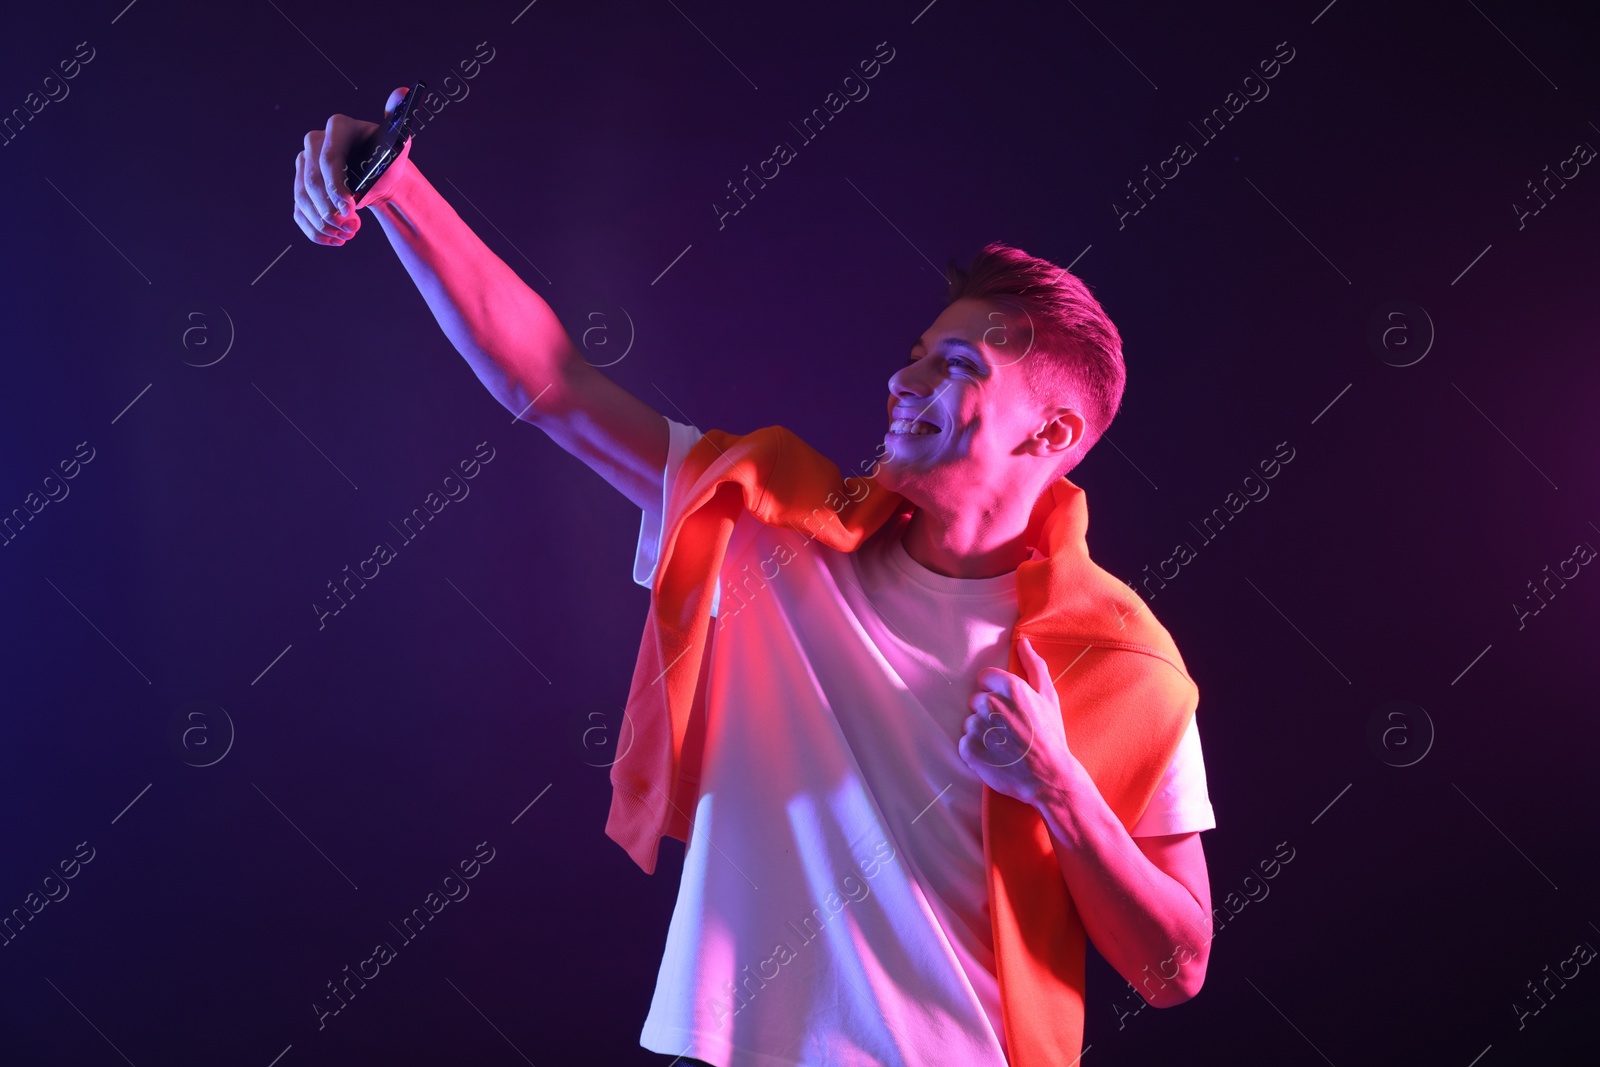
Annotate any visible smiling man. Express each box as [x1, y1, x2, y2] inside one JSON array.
[[295, 96, 1216, 1066]]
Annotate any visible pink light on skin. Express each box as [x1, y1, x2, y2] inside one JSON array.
[[878, 298, 1215, 1011], [875, 297, 1085, 582]]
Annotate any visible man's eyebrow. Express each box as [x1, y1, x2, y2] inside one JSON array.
[[939, 338, 987, 366], [908, 336, 984, 358]]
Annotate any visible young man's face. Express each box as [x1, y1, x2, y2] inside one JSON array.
[[876, 297, 1085, 512]]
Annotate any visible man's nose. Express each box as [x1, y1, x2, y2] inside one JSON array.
[[888, 360, 932, 397]]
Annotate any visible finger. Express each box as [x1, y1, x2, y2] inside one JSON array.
[[290, 200, 318, 243], [293, 206, 337, 245], [977, 666, 1029, 709], [319, 114, 357, 218], [980, 694, 1029, 741], [973, 664, 1017, 697], [301, 131, 336, 221], [297, 201, 349, 243], [294, 174, 351, 242], [970, 688, 1009, 719], [292, 150, 323, 229], [964, 719, 1001, 764], [298, 149, 355, 239], [293, 202, 344, 245], [383, 85, 411, 120], [1016, 636, 1055, 703]]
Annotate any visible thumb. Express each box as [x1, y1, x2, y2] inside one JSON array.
[[345, 88, 416, 213], [1016, 636, 1055, 703], [383, 84, 412, 121], [337, 88, 409, 198]]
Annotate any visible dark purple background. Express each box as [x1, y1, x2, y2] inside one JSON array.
[[2, 0, 1597, 1064]]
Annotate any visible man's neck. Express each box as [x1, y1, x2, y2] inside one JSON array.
[[899, 498, 1036, 580]]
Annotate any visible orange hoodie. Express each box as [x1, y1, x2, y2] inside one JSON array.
[[607, 425, 1199, 1066]]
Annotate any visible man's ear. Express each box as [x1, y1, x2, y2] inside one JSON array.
[[1029, 408, 1085, 457]]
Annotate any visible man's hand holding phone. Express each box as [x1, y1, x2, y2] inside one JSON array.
[[292, 86, 417, 246]]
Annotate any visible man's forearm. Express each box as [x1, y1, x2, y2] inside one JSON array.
[[367, 160, 575, 418], [1033, 759, 1211, 1006]]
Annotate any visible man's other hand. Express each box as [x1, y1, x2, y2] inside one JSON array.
[[959, 635, 1073, 804]]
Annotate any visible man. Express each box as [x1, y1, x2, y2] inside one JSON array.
[[294, 89, 1215, 1066]]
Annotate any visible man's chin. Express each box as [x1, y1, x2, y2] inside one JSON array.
[[872, 448, 932, 494]]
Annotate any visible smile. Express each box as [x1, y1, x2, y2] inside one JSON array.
[[889, 418, 940, 435]]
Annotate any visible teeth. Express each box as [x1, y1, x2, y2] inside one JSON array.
[[890, 418, 938, 435]]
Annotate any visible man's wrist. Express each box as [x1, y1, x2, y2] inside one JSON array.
[[1030, 753, 1095, 844], [357, 139, 418, 214]]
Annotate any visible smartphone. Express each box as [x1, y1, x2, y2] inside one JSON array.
[[345, 81, 426, 202]]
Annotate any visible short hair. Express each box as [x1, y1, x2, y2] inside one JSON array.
[[944, 242, 1126, 470]]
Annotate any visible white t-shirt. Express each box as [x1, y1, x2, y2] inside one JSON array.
[[630, 418, 1214, 1067]]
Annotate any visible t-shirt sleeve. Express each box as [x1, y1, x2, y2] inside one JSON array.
[[1129, 713, 1216, 836], [632, 416, 722, 615]]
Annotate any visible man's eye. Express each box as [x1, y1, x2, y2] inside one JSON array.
[[905, 354, 971, 370]]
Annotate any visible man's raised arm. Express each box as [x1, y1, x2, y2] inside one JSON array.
[[290, 88, 669, 520]]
